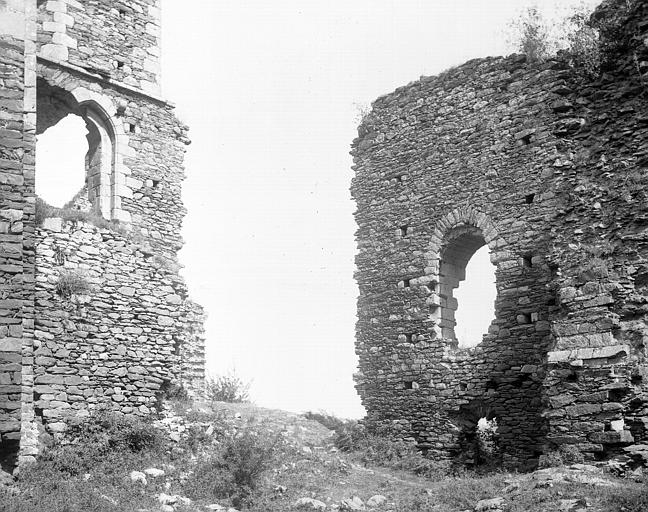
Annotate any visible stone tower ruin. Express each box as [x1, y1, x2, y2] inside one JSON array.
[[0, 0, 205, 470], [351, 0, 648, 470]]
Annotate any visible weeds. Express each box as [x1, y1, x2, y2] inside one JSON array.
[[205, 371, 251, 403], [182, 424, 284, 508], [506, 4, 600, 76], [56, 269, 92, 298], [35, 196, 129, 236]]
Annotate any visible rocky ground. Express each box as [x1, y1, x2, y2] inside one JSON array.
[[1, 401, 647, 512]]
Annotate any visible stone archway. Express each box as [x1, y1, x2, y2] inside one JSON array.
[[423, 206, 506, 349], [36, 79, 117, 219]]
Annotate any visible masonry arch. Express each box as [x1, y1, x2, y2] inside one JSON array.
[[37, 78, 117, 219], [425, 206, 504, 349]]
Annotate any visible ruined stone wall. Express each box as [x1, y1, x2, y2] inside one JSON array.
[[0, 0, 206, 469], [37, 0, 162, 96], [33, 219, 205, 432], [352, 0, 648, 470]]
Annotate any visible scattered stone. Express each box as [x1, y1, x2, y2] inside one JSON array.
[[145, 468, 165, 477], [129, 471, 147, 485], [502, 482, 520, 493], [367, 495, 387, 507], [558, 498, 588, 511], [158, 493, 178, 505], [474, 497, 504, 512], [340, 496, 365, 511], [100, 494, 118, 505], [295, 497, 327, 510]]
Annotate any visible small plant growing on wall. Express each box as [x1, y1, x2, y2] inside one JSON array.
[[506, 4, 601, 76], [56, 269, 92, 298]]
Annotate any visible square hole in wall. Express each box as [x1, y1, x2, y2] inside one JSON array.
[[116, 61, 125, 69], [525, 193, 536, 204], [400, 225, 409, 237], [129, 123, 136, 133], [522, 255, 533, 268], [517, 313, 532, 325], [404, 380, 419, 390], [402, 278, 411, 288], [151, 179, 160, 188], [405, 333, 415, 343]]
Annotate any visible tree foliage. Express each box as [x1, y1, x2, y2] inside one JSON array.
[[507, 4, 601, 76]]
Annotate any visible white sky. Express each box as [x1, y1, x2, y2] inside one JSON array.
[[37, 0, 600, 419]]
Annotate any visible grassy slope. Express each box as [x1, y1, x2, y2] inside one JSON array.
[[1, 401, 646, 512]]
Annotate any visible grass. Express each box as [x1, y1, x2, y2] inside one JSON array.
[[1, 403, 646, 512], [35, 196, 129, 236], [55, 269, 92, 298]]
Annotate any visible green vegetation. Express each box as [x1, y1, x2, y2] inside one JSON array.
[[55, 269, 92, 298], [507, 4, 600, 76], [205, 371, 251, 404], [1, 403, 647, 512], [35, 196, 129, 235]]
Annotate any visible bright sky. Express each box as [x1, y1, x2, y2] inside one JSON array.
[[37, 0, 600, 419]]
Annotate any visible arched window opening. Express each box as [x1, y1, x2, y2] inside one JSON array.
[[36, 114, 87, 208], [437, 226, 496, 349], [36, 79, 116, 219], [454, 245, 497, 348]]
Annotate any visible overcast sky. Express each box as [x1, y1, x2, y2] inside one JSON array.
[[38, 0, 601, 419]]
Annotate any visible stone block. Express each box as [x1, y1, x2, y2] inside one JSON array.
[[590, 431, 634, 444], [40, 43, 69, 61]]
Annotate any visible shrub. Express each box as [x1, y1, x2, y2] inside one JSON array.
[[205, 371, 251, 403], [56, 269, 92, 298], [509, 6, 554, 62], [35, 196, 56, 226], [507, 4, 600, 75], [563, 7, 601, 77], [331, 420, 450, 478], [183, 425, 282, 508], [26, 411, 165, 477], [539, 443, 585, 468]]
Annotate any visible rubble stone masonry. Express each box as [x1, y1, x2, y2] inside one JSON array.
[[0, 0, 205, 470], [351, 0, 648, 470]]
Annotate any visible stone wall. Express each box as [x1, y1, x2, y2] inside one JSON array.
[[37, 0, 162, 96], [351, 0, 648, 470], [33, 218, 205, 432], [0, 0, 38, 471], [0, 0, 206, 470]]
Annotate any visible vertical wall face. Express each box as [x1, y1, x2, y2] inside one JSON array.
[[0, 0, 37, 469], [29, 0, 205, 436], [352, 0, 648, 470], [37, 0, 162, 96], [0, 0, 204, 468], [351, 56, 567, 469]]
